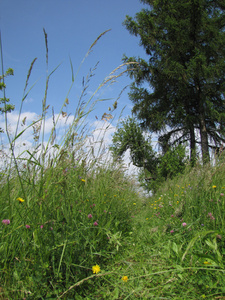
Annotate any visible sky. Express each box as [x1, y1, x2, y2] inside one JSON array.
[[0, 0, 148, 116], [0, 0, 151, 174]]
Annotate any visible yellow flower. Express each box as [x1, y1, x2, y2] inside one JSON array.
[[204, 261, 211, 265], [92, 265, 100, 274], [146, 218, 149, 220], [212, 185, 216, 188], [133, 203, 136, 205], [17, 197, 25, 203], [122, 276, 128, 282], [81, 179, 86, 182]]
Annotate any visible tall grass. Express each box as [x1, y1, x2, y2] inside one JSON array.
[[0, 30, 140, 299], [0, 30, 225, 299]]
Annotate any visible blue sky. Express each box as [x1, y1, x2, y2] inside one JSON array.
[[0, 0, 151, 172], [0, 0, 148, 121]]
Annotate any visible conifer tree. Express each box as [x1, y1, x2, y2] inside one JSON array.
[[123, 0, 225, 163]]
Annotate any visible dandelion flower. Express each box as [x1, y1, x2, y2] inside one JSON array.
[[92, 264, 100, 274], [81, 179, 86, 182], [17, 197, 25, 203], [122, 276, 128, 282], [212, 185, 216, 188]]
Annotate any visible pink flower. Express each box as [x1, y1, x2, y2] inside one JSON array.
[[25, 225, 30, 229], [220, 193, 224, 196], [171, 214, 174, 217], [93, 221, 98, 226], [182, 222, 187, 227], [92, 203, 96, 207], [170, 230, 174, 233], [2, 219, 10, 225], [50, 227, 53, 230], [40, 225, 44, 229], [208, 212, 212, 217], [88, 214, 93, 219]]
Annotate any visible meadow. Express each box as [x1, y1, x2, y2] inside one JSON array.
[[0, 33, 225, 299]]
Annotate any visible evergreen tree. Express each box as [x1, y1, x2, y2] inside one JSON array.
[[123, 0, 225, 163]]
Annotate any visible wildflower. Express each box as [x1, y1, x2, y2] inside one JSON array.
[[104, 210, 107, 213], [2, 219, 10, 225], [88, 214, 93, 219], [40, 225, 44, 229], [220, 193, 224, 196], [170, 230, 174, 233], [81, 179, 86, 182], [92, 265, 100, 274], [182, 222, 187, 227], [208, 212, 212, 217], [212, 185, 216, 188], [93, 221, 98, 226], [122, 276, 128, 282], [92, 203, 96, 207], [171, 214, 174, 217], [25, 225, 30, 229], [146, 218, 149, 220], [204, 261, 211, 265], [50, 227, 53, 230], [133, 203, 136, 205], [17, 197, 25, 203], [201, 224, 204, 226]]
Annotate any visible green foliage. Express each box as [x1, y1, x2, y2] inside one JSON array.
[[111, 116, 188, 193], [158, 144, 187, 179], [111, 116, 157, 172], [0, 68, 15, 132]]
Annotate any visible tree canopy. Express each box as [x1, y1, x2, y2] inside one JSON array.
[[122, 0, 225, 164]]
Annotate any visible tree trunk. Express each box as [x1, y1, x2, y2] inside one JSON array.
[[189, 124, 196, 166], [199, 109, 210, 164]]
